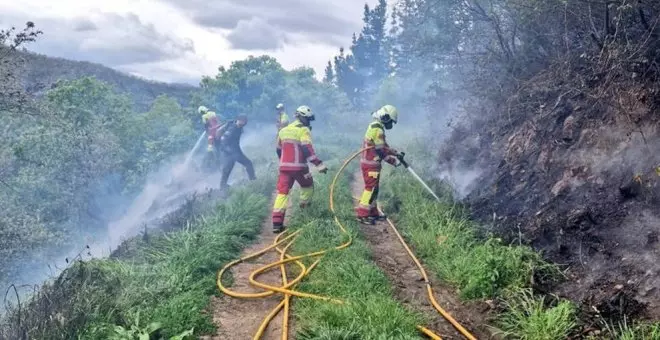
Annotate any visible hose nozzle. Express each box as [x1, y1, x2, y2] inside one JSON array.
[[396, 152, 409, 168]]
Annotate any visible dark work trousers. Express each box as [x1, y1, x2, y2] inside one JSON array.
[[220, 148, 256, 189]]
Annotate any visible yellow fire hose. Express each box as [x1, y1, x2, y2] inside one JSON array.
[[215, 147, 477, 340]]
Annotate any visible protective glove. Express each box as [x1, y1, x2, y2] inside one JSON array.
[[207, 144, 214, 152], [395, 152, 408, 168], [317, 164, 328, 174]]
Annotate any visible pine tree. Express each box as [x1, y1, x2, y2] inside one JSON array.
[[323, 60, 335, 84]]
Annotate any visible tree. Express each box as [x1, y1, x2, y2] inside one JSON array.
[[330, 0, 390, 108], [193, 56, 287, 125], [0, 22, 42, 113], [323, 60, 335, 84]]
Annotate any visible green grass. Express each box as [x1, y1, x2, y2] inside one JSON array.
[[285, 161, 425, 339], [593, 318, 660, 340], [376, 141, 577, 339], [2, 177, 273, 340], [494, 289, 577, 340], [380, 168, 556, 300]]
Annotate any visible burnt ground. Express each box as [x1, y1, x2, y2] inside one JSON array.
[[437, 77, 660, 326], [203, 196, 295, 340], [351, 173, 493, 339]]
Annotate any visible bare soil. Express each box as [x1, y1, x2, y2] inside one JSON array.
[[203, 197, 296, 340], [351, 173, 494, 339], [437, 77, 660, 326]]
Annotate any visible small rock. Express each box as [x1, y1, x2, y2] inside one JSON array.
[[485, 299, 495, 310]]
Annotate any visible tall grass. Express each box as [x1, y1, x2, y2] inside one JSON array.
[[287, 161, 424, 339], [0, 178, 273, 340], [376, 140, 578, 339], [380, 169, 556, 300], [596, 318, 660, 340], [494, 289, 577, 340]]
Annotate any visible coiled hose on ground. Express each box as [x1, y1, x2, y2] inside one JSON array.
[[216, 147, 477, 340]]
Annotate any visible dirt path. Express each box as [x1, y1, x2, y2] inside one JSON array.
[[203, 196, 296, 340], [351, 172, 493, 339]]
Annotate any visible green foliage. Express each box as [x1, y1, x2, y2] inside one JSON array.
[[494, 289, 577, 340], [380, 167, 556, 299], [328, 0, 390, 107], [1, 73, 197, 289], [5, 180, 271, 339], [288, 161, 422, 339], [122, 95, 195, 191], [192, 56, 354, 128], [595, 319, 660, 340]]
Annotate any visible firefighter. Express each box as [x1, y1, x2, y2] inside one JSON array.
[[217, 114, 256, 190], [356, 104, 403, 225], [199, 105, 225, 169], [272, 105, 327, 233], [275, 103, 290, 131]]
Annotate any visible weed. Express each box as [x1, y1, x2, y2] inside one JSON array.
[[493, 289, 577, 340], [1, 177, 273, 340], [380, 169, 558, 300], [288, 161, 423, 339], [596, 317, 660, 340]]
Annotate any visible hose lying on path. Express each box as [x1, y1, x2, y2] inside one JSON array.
[[216, 147, 477, 340]]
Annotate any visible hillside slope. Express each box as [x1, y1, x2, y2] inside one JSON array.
[[439, 67, 660, 322], [16, 51, 196, 110]]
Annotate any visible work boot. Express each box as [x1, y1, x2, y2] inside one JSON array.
[[372, 214, 387, 221], [299, 202, 310, 209], [273, 223, 286, 234], [357, 216, 375, 225]]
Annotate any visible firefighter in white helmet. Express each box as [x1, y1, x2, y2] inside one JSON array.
[[271, 105, 327, 233], [356, 104, 403, 225]]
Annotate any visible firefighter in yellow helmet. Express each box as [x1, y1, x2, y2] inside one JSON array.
[[356, 104, 404, 225], [271, 105, 327, 233]]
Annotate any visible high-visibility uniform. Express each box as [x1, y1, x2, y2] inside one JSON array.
[[274, 111, 290, 145], [357, 121, 398, 218], [202, 111, 222, 151], [277, 111, 290, 130], [272, 119, 323, 227]]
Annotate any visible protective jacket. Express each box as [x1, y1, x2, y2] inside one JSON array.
[[202, 111, 222, 149], [360, 121, 398, 169], [219, 120, 243, 152], [217, 120, 255, 189], [277, 111, 290, 130], [276, 119, 322, 171]]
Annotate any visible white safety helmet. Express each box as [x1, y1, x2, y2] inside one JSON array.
[[373, 104, 398, 129], [295, 105, 314, 120], [198, 105, 209, 115]]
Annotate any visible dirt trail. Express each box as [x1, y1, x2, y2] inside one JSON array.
[[203, 197, 295, 340], [351, 172, 493, 339]]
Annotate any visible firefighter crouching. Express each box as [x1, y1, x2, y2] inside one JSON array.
[[271, 105, 327, 233], [356, 104, 403, 225]]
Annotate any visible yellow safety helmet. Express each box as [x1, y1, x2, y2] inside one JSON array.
[[374, 104, 398, 124]]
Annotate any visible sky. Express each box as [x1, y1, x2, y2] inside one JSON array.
[[0, 0, 383, 85]]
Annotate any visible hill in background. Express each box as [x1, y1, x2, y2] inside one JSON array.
[[16, 50, 197, 110]]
